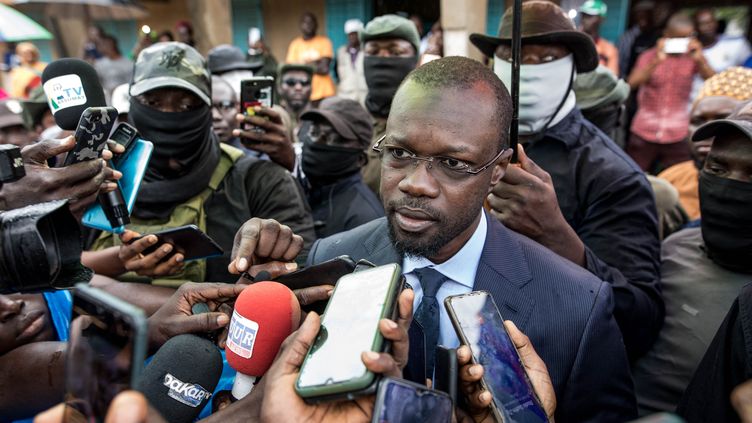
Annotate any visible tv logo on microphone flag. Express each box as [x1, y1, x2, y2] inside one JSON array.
[[42, 74, 87, 113], [227, 310, 259, 359]]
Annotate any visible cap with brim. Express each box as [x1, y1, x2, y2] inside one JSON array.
[[692, 119, 752, 142], [20, 86, 48, 129], [300, 108, 357, 140], [131, 76, 210, 106], [208, 44, 260, 74], [360, 14, 421, 54], [470, 0, 598, 73], [279, 63, 314, 77]]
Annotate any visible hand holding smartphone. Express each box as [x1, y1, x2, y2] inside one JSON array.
[[372, 377, 453, 423], [63, 284, 147, 422], [446, 291, 549, 423], [136, 224, 223, 262], [63, 107, 118, 167]]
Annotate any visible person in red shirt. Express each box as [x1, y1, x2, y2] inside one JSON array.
[[627, 12, 715, 173]]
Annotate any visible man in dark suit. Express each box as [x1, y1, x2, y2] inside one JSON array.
[[304, 57, 637, 422], [227, 56, 636, 421]]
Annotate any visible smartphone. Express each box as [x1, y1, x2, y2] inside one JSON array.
[[64, 107, 118, 166], [63, 283, 147, 422], [433, 345, 458, 404], [664, 38, 690, 54], [138, 224, 223, 262], [295, 263, 403, 402], [109, 122, 139, 164], [240, 77, 274, 116], [445, 291, 549, 423], [372, 377, 453, 423]]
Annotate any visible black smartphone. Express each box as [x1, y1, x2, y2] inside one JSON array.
[[433, 345, 458, 404], [295, 263, 403, 402], [109, 122, 139, 167], [240, 77, 274, 115], [138, 224, 223, 262], [372, 377, 453, 423], [445, 291, 549, 423], [274, 255, 357, 291], [64, 283, 147, 422], [64, 107, 118, 166]]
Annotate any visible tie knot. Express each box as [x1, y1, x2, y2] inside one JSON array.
[[413, 267, 447, 298]]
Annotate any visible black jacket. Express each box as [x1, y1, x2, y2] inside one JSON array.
[[307, 172, 384, 239]]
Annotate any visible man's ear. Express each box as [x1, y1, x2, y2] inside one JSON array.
[[489, 148, 513, 187]]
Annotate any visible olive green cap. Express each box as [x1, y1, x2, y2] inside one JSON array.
[[360, 14, 420, 54]]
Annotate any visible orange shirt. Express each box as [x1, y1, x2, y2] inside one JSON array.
[[286, 35, 336, 101], [595, 37, 619, 76], [658, 160, 700, 220]]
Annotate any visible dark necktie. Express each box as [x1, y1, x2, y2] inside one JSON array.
[[413, 267, 448, 377]]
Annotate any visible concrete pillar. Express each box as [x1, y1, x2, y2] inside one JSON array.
[[188, 0, 233, 54], [441, 0, 488, 61]]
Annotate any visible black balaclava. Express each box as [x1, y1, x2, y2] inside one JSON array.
[[363, 55, 418, 118]]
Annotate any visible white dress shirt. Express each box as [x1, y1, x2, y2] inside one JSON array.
[[402, 212, 488, 348]]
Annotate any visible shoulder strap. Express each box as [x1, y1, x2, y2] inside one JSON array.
[[209, 144, 244, 191]]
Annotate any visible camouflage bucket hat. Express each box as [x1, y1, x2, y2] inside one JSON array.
[[130, 41, 211, 106]]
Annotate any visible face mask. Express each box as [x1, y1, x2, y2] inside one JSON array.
[[129, 98, 213, 179], [494, 54, 577, 135], [301, 136, 363, 186], [364, 55, 418, 118], [699, 171, 752, 274]]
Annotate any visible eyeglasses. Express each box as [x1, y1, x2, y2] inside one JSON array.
[[212, 100, 237, 111], [282, 78, 311, 87], [372, 135, 507, 182]]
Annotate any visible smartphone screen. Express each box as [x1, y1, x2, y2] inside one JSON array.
[[297, 264, 399, 390], [375, 378, 453, 423], [240, 78, 274, 115], [64, 286, 146, 422], [447, 292, 548, 423]]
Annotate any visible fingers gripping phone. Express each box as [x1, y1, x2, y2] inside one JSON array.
[[445, 291, 549, 423], [64, 283, 147, 422], [64, 107, 118, 166], [372, 377, 453, 423], [295, 263, 403, 402], [138, 224, 224, 262]]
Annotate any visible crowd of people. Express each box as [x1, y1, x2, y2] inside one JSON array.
[[1, 2, 752, 422]]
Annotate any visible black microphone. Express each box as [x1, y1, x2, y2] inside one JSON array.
[[137, 334, 223, 423], [41, 58, 129, 230]]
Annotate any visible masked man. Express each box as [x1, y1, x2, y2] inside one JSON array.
[[471, 0, 662, 360], [87, 42, 315, 285], [634, 100, 752, 415]]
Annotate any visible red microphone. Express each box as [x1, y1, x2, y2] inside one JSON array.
[[226, 281, 301, 399]]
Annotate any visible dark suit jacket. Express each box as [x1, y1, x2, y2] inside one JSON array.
[[307, 214, 638, 422]]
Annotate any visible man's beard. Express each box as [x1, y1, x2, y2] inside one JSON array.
[[386, 197, 480, 260]]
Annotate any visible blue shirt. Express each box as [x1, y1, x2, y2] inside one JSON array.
[[403, 212, 487, 348]]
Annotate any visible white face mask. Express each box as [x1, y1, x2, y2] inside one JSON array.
[[494, 54, 577, 135]]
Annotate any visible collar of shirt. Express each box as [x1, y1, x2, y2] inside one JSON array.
[[403, 211, 487, 289]]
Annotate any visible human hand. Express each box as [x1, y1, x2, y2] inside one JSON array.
[[259, 294, 412, 423], [688, 38, 705, 62], [147, 282, 244, 350], [656, 38, 667, 62], [234, 107, 295, 171], [228, 218, 303, 275], [118, 230, 184, 278], [456, 320, 556, 422], [33, 390, 166, 423], [732, 380, 752, 423], [0, 136, 121, 217], [487, 145, 581, 264]]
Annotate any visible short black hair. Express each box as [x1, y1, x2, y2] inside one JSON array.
[[402, 56, 512, 150], [101, 34, 120, 54]]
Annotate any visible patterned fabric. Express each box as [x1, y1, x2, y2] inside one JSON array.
[[631, 48, 698, 143], [696, 66, 752, 103], [412, 267, 448, 376]]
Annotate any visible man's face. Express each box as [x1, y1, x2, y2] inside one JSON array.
[[703, 130, 752, 183], [212, 80, 238, 144], [695, 11, 718, 41], [347, 32, 360, 47], [0, 125, 33, 148], [495, 43, 569, 65], [381, 81, 510, 263], [364, 39, 416, 57], [580, 13, 602, 34], [0, 293, 55, 355], [301, 117, 361, 150], [300, 15, 317, 38], [136, 87, 204, 113], [176, 26, 192, 44], [279, 70, 312, 109], [689, 96, 744, 166]]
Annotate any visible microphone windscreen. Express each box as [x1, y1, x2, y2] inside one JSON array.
[[226, 282, 301, 377], [41, 58, 107, 130], [137, 334, 222, 423]]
